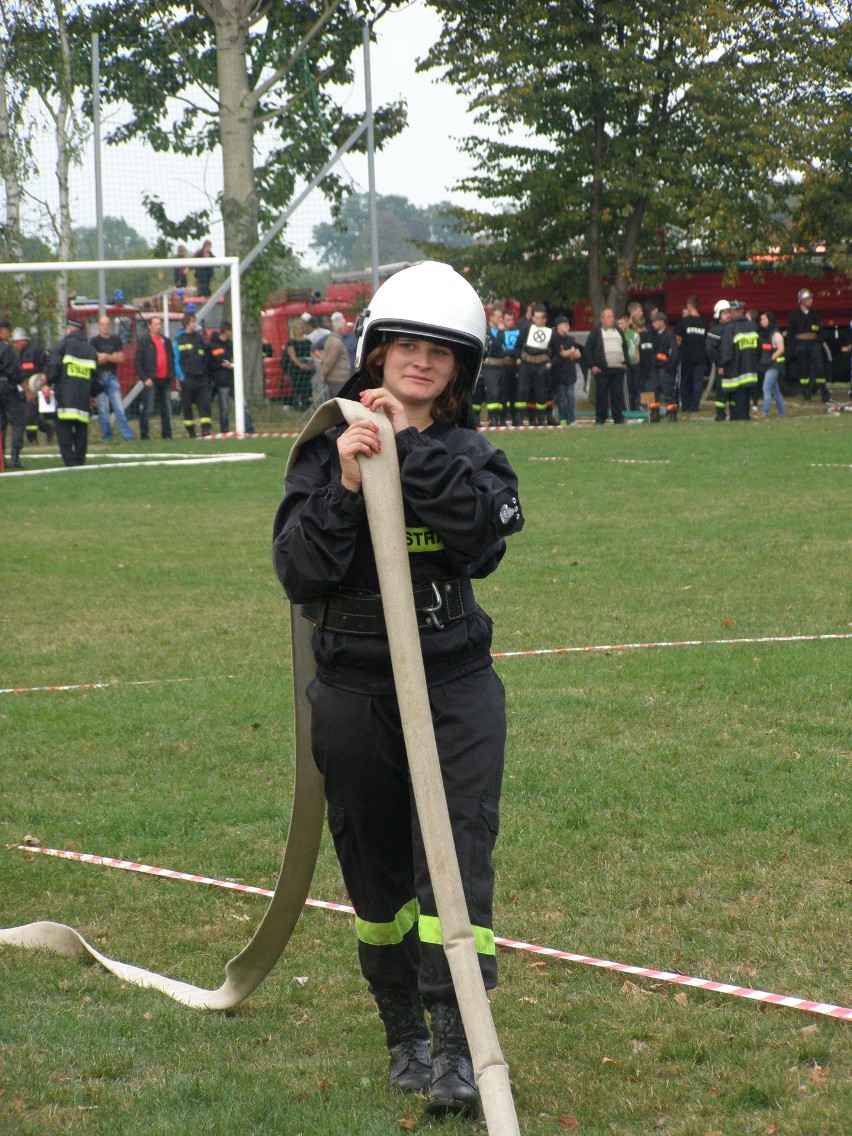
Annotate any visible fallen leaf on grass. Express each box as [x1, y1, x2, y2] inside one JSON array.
[[143, 1011, 153, 1020], [251, 722, 261, 730], [317, 1078, 334, 1091], [601, 1057, 618, 1066], [23, 833, 41, 846], [654, 1115, 668, 1129], [799, 1023, 818, 1034], [764, 1125, 779, 1134], [673, 991, 688, 1005], [293, 975, 309, 986], [631, 1039, 648, 1054], [527, 960, 548, 969], [557, 1117, 579, 1131], [809, 1063, 828, 1086], [722, 618, 736, 627], [396, 1118, 416, 1130]]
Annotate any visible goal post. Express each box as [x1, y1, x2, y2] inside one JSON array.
[[0, 256, 247, 436]]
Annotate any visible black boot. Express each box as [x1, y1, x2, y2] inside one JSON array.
[[665, 406, 678, 422], [649, 406, 661, 423], [373, 989, 431, 1093], [425, 1002, 479, 1117]]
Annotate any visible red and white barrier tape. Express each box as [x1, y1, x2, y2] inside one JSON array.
[[11, 846, 852, 1021], [4, 453, 266, 476], [4, 632, 848, 695], [491, 631, 852, 660]]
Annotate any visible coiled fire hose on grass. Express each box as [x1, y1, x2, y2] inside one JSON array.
[[1, 398, 520, 1135]]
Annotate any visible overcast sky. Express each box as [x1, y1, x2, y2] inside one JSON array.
[[23, 1, 493, 268]]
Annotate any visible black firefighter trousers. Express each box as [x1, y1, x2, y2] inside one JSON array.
[[308, 666, 505, 1004]]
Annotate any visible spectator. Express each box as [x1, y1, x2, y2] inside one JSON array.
[[136, 315, 175, 440], [176, 312, 211, 437], [786, 289, 828, 403], [634, 310, 656, 398], [674, 295, 709, 413], [91, 315, 135, 442], [193, 239, 214, 296], [320, 313, 353, 397], [758, 311, 786, 418], [550, 314, 582, 425], [618, 313, 641, 411], [500, 310, 520, 425], [341, 320, 358, 373], [0, 318, 27, 469], [584, 307, 629, 424], [649, 310, 679, 422], [283, 318, 314, 410], [12, 328, 48, 447], [46, 317, 101, 467], [206, 322, 255, 434], [717, 300, 760, 420], [174, 245, 189, 289]]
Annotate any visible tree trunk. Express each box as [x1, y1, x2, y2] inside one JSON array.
[[213, 8, 263, 401], [607, 199, 647, 315], [0, 42, 36, 325]]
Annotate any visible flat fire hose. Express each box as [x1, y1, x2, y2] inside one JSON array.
[[0, 398, 520, 1135]]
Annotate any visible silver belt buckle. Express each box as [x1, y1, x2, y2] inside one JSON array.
[[420, 581, 445, 630]]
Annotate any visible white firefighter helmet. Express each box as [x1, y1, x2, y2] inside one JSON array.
[[353, 261, 487, 384], [713, 299, 731, 319]]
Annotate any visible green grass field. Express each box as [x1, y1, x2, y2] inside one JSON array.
[[1, 412, 850, 1136]]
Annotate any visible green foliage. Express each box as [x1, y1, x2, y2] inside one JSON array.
[[311, 192, 473, 271], [1, 417, 851, 1134], [423, 0, 850, 314]]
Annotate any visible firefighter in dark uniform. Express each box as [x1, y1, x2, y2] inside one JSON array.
[[786, 289, 829, 402], [46, 317, 101, 466], [481, 306, 508, 426], [706, 300, 733, 420], [0, 319, 27, 470], [716, 301, 759, 420], [176, 312, 211, 437], [273, 262, 523, 1119], [513, 302, 552, 425], [648, 310, 679, 421], [11, 328, 48, 446], [500, 312, 520, 425]]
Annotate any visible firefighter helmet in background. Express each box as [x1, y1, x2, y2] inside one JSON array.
[[353, 262, 487, 389], [713, 299, 731, 319]]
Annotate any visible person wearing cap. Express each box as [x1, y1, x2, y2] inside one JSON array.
[[176, 312, 212, 437], [273, 262, 523, 1118], [648, 309, 679, 422], [716, 301, 760, 420], [318, 312, 353, 397], [0, 318, 28, 469], [786, 289, 828, 403], [11, 327, 48, 447], [90, 315, 135, 443], [706, 300, 733, 420], [45, 318, 102, 466], [583, 307, 630, 424]]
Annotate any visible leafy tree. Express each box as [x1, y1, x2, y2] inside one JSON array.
[[423, 0, 851, 315], [83, 1, 408, 397], [311, 192, 472, 271], [68, 216, 165, 301]]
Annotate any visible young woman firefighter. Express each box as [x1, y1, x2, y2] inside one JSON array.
[[272, 262, 524, 1118]]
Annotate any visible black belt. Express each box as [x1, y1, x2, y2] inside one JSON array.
[[483, 358, 505, 367], [521, 352, 548, 365], [302, 578, 475, 636]]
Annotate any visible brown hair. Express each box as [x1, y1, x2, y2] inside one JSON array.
[[364, 341, 471, 425]]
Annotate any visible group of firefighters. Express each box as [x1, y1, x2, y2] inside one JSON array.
[[0, 311, 240, 470], [470, 288, 842, 426]]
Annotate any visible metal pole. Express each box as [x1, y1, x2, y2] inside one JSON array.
[[231, 260, 245, 435], [92, 34, 106, 315], [194, 119, 368, 324], [363, 22, 379, 295]]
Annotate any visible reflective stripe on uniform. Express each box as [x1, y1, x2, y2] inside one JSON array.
[[355, 897, 419, 946], [57, 407, 90, 422], [418, 913, 496, 957], [62, 354, 96, 380], [406, 526, 445, 553]]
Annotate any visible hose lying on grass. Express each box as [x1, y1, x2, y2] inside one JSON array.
[[0, 396, 519, 1136]]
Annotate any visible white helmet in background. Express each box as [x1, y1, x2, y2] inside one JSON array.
[[353, 262, 487, 384], [713, 299, 731, 319]]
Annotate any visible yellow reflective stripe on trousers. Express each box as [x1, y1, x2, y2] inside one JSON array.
[[57, 407, 90, 422], [418, 913, 496, 957], [355, 898, 420, 946]]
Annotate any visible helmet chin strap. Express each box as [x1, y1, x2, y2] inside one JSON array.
[[1, 397, 519, 1136]]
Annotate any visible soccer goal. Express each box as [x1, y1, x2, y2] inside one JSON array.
[[0, 256, 247, 436]]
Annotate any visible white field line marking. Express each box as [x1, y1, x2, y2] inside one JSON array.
[[12, 452, 186, 460], [606, 458, 671, 464], [1, 674, 236, 696], [14, 846, 852, 1021], [809, 463, 852, 468], [4, 453, 266, 476], [492, 632, 852, 659]]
